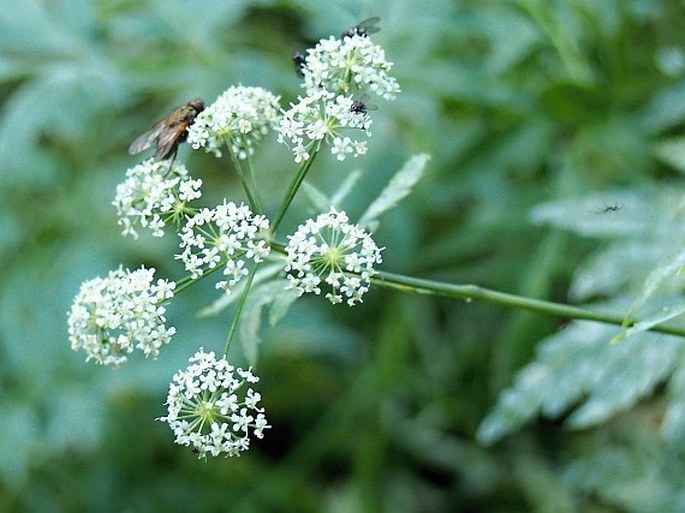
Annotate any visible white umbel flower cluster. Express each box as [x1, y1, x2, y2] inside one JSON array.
[[187, 85, 281, 159], [276, 90, 372, 163], [176, 201, 271, 293], [276, 30, 399, 164], [301, 33, 401, 100], [68, 266, 176, 366], [159, 348, 270, 459], [113, 158, 202, 239], [284, 207, 383, 306]]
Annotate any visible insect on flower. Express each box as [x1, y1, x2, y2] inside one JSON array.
[[349, 99, 377, 115], [341, 16, 381, 38], [292, 50, 307, 76], [128, 99, 206, 161]]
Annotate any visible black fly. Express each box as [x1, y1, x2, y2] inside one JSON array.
[[341, 17, 381, 39], [349, 99, 377, 115], [292, 51, 307, 76]]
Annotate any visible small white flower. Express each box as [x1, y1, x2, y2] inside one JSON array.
[[68, 266, 176, 366], [275, 91, 371, 163], [187, 85, 281, 159], [284, 207, 383, 306], [301, 34, 400, 101], [113, 158, 202, 239], [159, 348, 271, 458], [176, 201, 271, 293]]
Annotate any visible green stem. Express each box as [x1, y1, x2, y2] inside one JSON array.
[[244, 152, 263, 214], [226, 139, 263, 214], [271, 144, 320, 233], [172, 264, 224, 296], [372, 271, 685, 338], [223, 264, 260, 357]]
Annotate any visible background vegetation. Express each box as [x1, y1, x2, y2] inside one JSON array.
[[2, 0, 685, 511]]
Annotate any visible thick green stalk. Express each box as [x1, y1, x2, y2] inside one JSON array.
[[372, 271, 685, 338]]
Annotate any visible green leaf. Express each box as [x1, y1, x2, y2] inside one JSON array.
[[570, 240, 666, 302], [239, 279, 294, 366], [653, 136, 685, 173], [663, 365, 685, 443], [562, 432, 685, 513], [331, 169, 363, 206], [268, 286, 300, 327], [196, 263, 283, 318], [302, 170, 364, 214], [613, 300, 685, 345], [539, 82, 609, 123], [622, 250, 685, 327], [529, 189, 654, 238], [358, 153, 430, 229], [477, 321, 683, 444], [569, 239, 662, 302], [644, 81, 685, 133], [301, 181, 333, 213]]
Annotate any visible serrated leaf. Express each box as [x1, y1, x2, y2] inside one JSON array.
[[562, 438, 685, 513], [569, 240, 665, 302], [302, 170, 364, 213], [529, 190, 652, 238], [196, 263, 283, 318], [239, 279, 294, 366], [331, 169, 363, 206], [477, 321, 683, 444], [301, 181, 333, 212], [268, 286, 300, 326], [358, 153, 430, 228], [663, 364, 685, 442], [622, 250, 685, 326], [567, 332, 678, 427], [612, 299, 685, 345]]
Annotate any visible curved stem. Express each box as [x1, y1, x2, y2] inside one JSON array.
[[271, 144, 320, 234], [372, 271, 685, 338]]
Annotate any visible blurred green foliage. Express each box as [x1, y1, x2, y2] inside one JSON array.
[[3, 0, 685, 511]]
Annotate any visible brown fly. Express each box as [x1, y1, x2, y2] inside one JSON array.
[[128, 99, 205, 161]]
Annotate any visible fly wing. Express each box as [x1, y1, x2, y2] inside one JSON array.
[[154, 120, 190, 160], [128, 122, 165, 155], [357, 17, 381, 34], [342, 17, 381, 38]]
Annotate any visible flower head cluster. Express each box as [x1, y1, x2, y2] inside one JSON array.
[[277, 30, 399, 163], [187, 86, 281, 159], [68, 266, 176, 366], [177, 201, 271, 292], [113, 158, 202, 239], [276, 90, 372, 163], [301, 33, 400, 100], [284, 207, 383, 306], [159, 348, 270, 458]]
